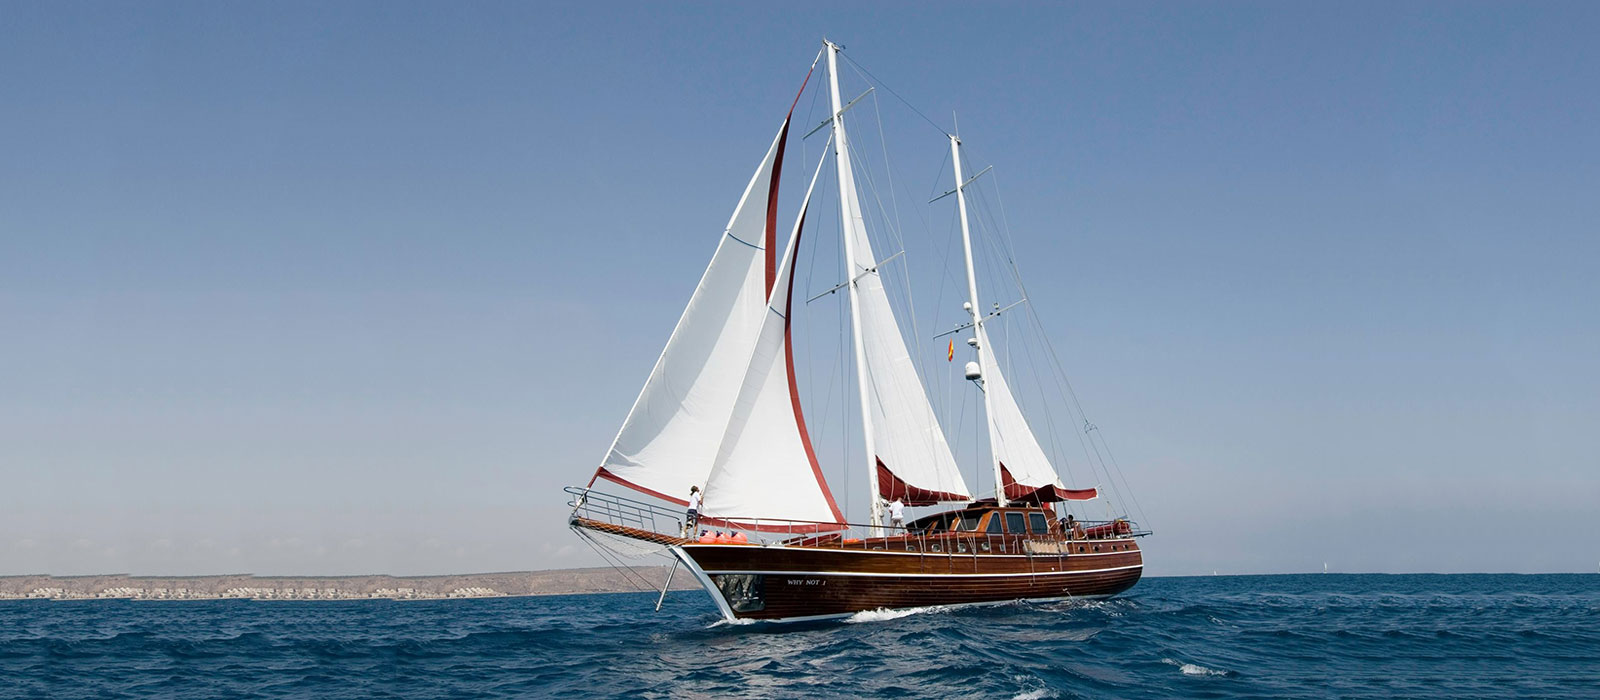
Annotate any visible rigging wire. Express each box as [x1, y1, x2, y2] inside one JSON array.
[[838, 50, 952, 139], [976, 178, 1111, 505], [572, 528, 667, 594], [978, 163, 1152, 529], [815, 44, 1148, 526]]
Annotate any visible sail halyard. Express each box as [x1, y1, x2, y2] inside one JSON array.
[[700, 154, 845, 532]]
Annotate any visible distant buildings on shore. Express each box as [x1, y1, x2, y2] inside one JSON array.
[[0, 568, 692, 601], [0, 585, 502, 601]]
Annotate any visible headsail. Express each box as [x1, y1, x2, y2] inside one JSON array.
[[591, 120, 792, 505], [701, 159, 845, 532]]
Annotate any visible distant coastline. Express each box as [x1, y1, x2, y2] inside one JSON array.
[[0, 567, 698, 601]]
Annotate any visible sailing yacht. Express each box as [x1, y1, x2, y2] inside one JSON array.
[[567, 40, 1147, 623]]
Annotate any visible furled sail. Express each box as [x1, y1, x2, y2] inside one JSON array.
[[833, 102, 971, 509], [591, 121, 791, 505], [701, 161, 845, 532], [976, 324, 1097, 503]]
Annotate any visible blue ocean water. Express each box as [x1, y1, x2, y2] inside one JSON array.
[[2, 573, 1596, 698]]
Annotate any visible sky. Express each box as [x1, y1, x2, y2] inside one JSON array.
[[2, 2, 1597, 577]]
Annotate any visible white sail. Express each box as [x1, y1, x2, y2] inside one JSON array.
[[593, 123, 789, 504], [825, 43, 970, 510], [843, 204, 972, 504], [976, 323, 1070, 499], [702, 162, 844, 531]]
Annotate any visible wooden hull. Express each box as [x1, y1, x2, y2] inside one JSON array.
[[673, 539, 1143, 622]]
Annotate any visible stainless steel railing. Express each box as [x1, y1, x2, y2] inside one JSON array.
[[565, 485, 1148, 551]]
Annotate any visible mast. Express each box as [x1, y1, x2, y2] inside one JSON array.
[[950, 134, 1007, 506], [825, 39, 883, 531]]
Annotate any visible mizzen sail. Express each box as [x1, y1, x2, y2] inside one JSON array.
[[977, 324, 1096, 503]]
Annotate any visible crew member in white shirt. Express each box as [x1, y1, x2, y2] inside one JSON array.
[[888, 497, 905, 531], [685, 486, 703, 536]]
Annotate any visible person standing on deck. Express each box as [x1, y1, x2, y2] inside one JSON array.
[[684, 486, 702, 536], [888, 498, 905, 531], [1063, 513, 1085, 540]]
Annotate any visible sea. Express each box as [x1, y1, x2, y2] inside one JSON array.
[[2, 573, 1596, 699]]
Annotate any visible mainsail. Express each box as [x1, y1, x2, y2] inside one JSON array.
[[826, 44, 971, 512], [591, 120, 792, 505], [845, 195, 972, 506], [701, 161, 844, 531]]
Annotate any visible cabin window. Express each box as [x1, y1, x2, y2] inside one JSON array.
[[1029, 512, 1049, 535], [956, 513, 983, 532], [1005, 512, 1025, 534], [986, 515, 1002, 534]]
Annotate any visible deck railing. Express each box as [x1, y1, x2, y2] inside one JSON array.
[[565, 486, 684, 537], [565, 485, 1149, 552]]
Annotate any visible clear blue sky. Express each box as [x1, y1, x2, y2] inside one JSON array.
[[3, 2, 1596, 576]]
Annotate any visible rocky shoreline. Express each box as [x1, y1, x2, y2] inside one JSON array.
[[0, 567, 699, 601]]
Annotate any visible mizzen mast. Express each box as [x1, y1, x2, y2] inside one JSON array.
[[949, 134, 1007, 506]]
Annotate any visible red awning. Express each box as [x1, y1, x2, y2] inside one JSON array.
[[1000, 463, 1098, 503], [877, 458, 968, 506]]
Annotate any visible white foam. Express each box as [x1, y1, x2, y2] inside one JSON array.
[[1010, 690, 1056, 700], [843, 605, 949, 623], [706, 617, 756, 628], [1162, 657, 1228, 677]]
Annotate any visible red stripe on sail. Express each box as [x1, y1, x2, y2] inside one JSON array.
[[594, 467, 689, 507], [763, 60, 818, 296], [876, 458, 967, 506], [594, 468, 843, 533], [784, 202, 846, 526], [999, 463, 1098, 503], [764, 118, 789, 296]]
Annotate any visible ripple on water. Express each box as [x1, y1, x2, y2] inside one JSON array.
[[2, 574, 1598, 698]]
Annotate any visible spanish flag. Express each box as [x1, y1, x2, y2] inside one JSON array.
[[947, 339, 955, 361]]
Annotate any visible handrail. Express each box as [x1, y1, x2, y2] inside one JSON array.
[[565, 485, 1152, 549]]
